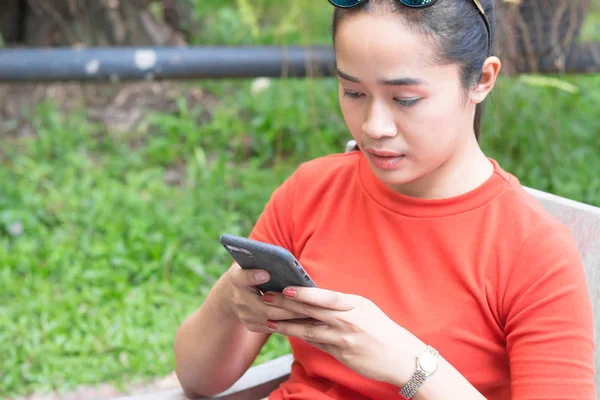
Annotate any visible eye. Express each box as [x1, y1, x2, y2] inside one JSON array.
[[343, 90, 365, 99], [394, 98, 420, 108]]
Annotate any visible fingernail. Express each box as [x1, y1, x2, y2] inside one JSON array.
[[262, 293, 275, 303], [314, 322, 329, 328], [265, 320, 278, 330], [255, 271, 269, 282], [283, 288, 297, 298]]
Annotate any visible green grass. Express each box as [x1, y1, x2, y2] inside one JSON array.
[[0, 1, 599, 398]]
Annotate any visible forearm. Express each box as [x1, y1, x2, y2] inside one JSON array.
[[174, 277, 250, 398], [391, 334, 486, 400], [414, 354, 486, 399]]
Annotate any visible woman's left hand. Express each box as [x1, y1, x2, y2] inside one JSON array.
[[262, 287, 424, 386]]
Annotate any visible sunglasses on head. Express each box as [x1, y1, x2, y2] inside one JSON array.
[[328, 0, 491, 55]]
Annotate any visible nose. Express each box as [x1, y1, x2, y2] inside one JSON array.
[[361, 100, 397, 139]]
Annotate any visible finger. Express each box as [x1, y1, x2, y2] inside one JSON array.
[[289, 318, 323, 324], [265, 319, 340, 346], [306, 340, 336, 355], [261, 305, 309, 321], [262, 292, 334, 322], [281, 287, 357, 311], [247, 323, 278, 334], [251, 294, 308, 321], [230, 263, 270, 288]]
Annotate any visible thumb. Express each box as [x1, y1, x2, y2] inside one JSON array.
[[230, 263, 270, 287]]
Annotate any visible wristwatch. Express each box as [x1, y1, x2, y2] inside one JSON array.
[[399, 345, 440, 399]]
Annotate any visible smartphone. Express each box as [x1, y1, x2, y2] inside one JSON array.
[[220, 233, 317, 294]]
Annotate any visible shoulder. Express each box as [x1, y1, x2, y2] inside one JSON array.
[[484, 162, 583, 284], [250, 153, 359, 251], [491, 163, 568, 239], [492, 166, 585, 301], [297, 152, 360, 179], [267, 151, 361, 213], [291, 152, 361, 196]]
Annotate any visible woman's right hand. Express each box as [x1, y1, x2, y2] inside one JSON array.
[[222, 263, 311, 333]]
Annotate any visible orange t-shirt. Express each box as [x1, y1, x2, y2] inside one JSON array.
[[249, 152, 595, 400]]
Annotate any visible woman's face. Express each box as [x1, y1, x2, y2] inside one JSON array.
[[335, 12, 481, 196]]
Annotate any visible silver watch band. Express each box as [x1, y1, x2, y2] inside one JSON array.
[[399, 345, 439, 399], [399, 369, 427, 399]]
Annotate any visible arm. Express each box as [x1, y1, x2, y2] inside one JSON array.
[[175, 168, 300, 398], [401, 224, 595, 399], [263, 287, 489, 399], [389, 332, 487, 399], [174, 268, 271, 398], [502, 224, 595, 399]]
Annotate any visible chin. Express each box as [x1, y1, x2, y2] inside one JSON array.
[[370, 164, 420, 187]]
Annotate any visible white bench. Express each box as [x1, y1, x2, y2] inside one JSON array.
[[124, 144, 600, 399]]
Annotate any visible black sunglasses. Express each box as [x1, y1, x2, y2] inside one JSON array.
[[328, 0, 491, 55]]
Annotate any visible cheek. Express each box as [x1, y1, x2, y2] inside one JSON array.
[[339, 98, 363, 137], [405, 94, 465, 148], [402, 114, 463, 162]]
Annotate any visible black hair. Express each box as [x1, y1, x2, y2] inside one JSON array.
[[332, 0, 496, 140]]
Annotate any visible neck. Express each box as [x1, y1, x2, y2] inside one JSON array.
[[388, 136, 494, 200]]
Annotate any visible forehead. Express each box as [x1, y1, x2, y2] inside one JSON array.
[[334, 12, 437, 80]]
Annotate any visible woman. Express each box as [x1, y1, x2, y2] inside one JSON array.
[[174, 1, 596, 399]]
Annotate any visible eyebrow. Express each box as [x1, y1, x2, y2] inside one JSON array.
[[336, 68, 425, 86]]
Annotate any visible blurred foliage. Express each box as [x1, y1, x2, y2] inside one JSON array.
[[582, 10, 600, 40], [0, 0, 598, 397], [186, 0, 332, 45]]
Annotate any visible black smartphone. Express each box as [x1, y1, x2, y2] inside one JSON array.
[[220, 233, 317, 294]]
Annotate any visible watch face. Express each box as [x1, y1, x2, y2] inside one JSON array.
[[418, 352, 438, 374]]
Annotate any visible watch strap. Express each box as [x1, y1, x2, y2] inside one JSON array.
[[399, 369, 427, 399], [399, 345, 439, 399]]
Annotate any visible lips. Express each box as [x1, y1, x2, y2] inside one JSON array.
[[365, 149, 405, 157], [363, 148, 406, 170]]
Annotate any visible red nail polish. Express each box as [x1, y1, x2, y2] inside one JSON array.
[[262, 293, 275, 303], [265, 320, 278, 330], [283, 288, 297, 298]]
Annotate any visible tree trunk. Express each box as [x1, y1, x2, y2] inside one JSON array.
[[2, 0, 187, 47], [0, 0, 27, 44], [497, 0, 591, 73]]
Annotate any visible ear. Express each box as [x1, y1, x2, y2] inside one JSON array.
[[470, 56, 501, 104]]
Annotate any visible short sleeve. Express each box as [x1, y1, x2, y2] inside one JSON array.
[[503, 223, 596, 399], [248, 168, 299, 254]]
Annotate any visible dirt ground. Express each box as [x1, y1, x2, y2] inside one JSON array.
[[0, 80, 218, 138]]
